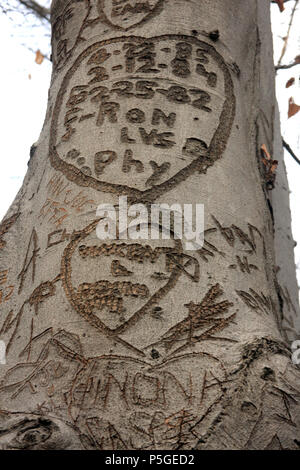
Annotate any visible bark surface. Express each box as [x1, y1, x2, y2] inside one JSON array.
[[0, 0, 299, 450]]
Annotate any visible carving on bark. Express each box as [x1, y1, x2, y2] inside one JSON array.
[[49, 35, 235, 202], [60, 219, 201, 356], [149, 283, 236, 356], [97, 0, 165, 31], [0, 213, 19, 251], [0, 338, 228, 449]]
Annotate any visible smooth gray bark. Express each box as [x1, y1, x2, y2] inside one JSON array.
[[0, 0, 299, 450]]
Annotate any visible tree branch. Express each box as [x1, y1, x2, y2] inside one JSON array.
[[17, 0, 50, 22], [271, 0, 294, 3], [282, 138, 300, 166], [276, 0, 299, 68]]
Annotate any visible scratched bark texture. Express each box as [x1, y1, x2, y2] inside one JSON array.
[[0, 0, 300, 450]]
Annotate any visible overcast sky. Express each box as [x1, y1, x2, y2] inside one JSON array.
[[271, 1, 300, 282], [0, 1, 299, 281]]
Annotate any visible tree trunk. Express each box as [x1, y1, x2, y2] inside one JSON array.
[[0, 0, 299, 450]]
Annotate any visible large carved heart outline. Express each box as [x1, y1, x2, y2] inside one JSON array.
[[97, 0, 165, 31], [49, 35, 235, 203], [61, 220, 184, 343]]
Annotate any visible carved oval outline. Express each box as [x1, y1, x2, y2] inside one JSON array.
[[50, 35, 236, 203], [97, 0, 165, 31]]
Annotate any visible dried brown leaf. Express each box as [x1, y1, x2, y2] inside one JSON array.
[[294, 55, 300, 64], [270, 161, 278, 173], [35, 50, 44, 65], [288, 97, 300, 119], [261, 144, 271, 161], [275, 0, 285, 12], [286, 77, 295, 88]]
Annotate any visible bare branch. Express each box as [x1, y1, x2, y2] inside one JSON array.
[[276, 58, 300, 70], [0, 0, 50, 22], [276, 0, 299, 68], [0, 0, 51, 60], [17, 0, 50, 22], [282, 138, 300, 166]]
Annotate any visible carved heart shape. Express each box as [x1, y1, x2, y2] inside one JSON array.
[[49, 35, 235, 203], [61, 220, 184, 348], [97, 0, 164, 30]]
